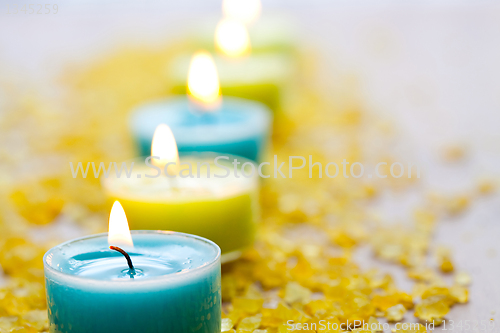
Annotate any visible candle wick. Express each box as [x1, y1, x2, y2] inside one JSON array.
[[109, 246, 135, 271]]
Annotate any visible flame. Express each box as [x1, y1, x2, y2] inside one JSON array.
[[222, 0, 261, 25], [187, 51, 221, 110], [215, 19, 251, 58], [151, 124, 179, 176], [108, 201, 133, 247]]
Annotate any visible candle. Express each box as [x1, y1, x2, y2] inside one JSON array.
[[104, 125, 259, 261], [168, 51, 294, 113], [195, 0, 297, 54], [171, 0, 296, 114], [131, 52, 273, 161], [166, 1, 297, 114], [222, 0, 261, 26], [200, 16, 297, 54], [44, 202, 221, 333], [167, 41, 296, 113]]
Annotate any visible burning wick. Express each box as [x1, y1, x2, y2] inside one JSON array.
[[109, 246, 135, 271]]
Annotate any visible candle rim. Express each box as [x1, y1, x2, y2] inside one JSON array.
[[43, 230, 221, 284], [129, 96, 273, 145], [101, 152, 259, 202], [169, 52, 295, 84]]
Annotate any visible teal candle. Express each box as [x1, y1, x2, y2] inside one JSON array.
[[44, 231, 221, 333], [129, 96, 272, 162]]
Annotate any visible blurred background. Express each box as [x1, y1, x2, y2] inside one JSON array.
[[2, 0, 500, 183], [1, 0, 500, 331]]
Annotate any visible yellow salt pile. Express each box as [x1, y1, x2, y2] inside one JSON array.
[[0, 44, 479, 332]]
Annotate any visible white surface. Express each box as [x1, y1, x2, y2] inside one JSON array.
[[1, 0, 500, 327]]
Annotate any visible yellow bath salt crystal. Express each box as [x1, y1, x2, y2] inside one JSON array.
[[386, 304, 406, 322], [9, 324, 38, 333], [252, 330, 269, 333], [414, 210, 436, 230], [278, 323, 300, 333], [283, 282, 312, 304], [407, 267, 436, 282], [432, 317, 444, 326], [222, 318, 234, 332], [421, 287, 456, 306], [9, 183, 65, 226], [414, 296, 450, 324], [420, 286, 449, 298], [0, 316, 18, 331], [21, 309, 48, 331], [318, 317, 342, 332], [303, 299, 330, 317], [450, 285, 469, 304], [399, 251, 425, 268], [436, 247, 454, 273], [274, 302, 303, 323], [439, 258, 454, 273], [411, 283, 427, 299], [371, 292, 413, 311], [445, 195, 469, 215], [253, 265, 286, 289], [478, 179, 495, 194], [294, 320, 324, 333], [227, 309, 245, 325], [260, 307, 283, 328], [330, 229, 358, 248], [237, 315, 262, 332], [369, 273, 394, 290], [233, 297, 265, 315], [221, 275, 238, 301], [244, 284, 263, 299], [1, 292, 31, 316], [442, 145, 466, 162], [454, 272, 472, 286], [371, 294, 397, 312], [368, 317, 383, 332]]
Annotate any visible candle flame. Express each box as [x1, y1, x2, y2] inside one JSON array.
[[215, 19, 251, 58], [222, 0, 261, 25], [151, 124, 179, 176], [187, 51, 221, 111], [108, 201, 133, 247]]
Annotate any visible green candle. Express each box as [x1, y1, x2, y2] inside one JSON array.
[[102, 152, 259, 263], [169, 52, 295, 113]]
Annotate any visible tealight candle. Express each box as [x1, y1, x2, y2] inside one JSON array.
[[168, 50, 295, 113], [172, 0, 297, 113], [196, 0, 297, 54], [103, 125, 259, 261], [198, 16, 297, 55], [44, 202, 221, 333], [131, 52, 273, 161]]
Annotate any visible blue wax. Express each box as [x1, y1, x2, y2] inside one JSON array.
[[44, 231, 221, 333], [129, 97, 272, 162]]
